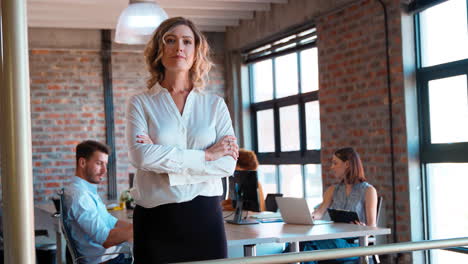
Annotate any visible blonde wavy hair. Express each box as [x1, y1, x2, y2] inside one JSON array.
[[144, 17, 213, 90]]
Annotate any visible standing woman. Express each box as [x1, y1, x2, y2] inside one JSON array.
[[126, 17, 239, 263]]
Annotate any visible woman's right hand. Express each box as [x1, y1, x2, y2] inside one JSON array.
[[136, 134, 153, 144], [205, 135, 239, 161], [311, 210, 323, 220]]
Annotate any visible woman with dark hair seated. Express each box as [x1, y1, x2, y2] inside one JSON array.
[[295, 147, 378, 264]]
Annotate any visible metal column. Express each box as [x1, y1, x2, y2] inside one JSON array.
[[0, 0, 36, 263]]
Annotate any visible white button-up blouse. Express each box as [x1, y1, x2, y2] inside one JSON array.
[[126, 83, 237, 208]]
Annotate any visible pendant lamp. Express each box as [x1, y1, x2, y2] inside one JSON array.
[[115, 0, 168, 44]]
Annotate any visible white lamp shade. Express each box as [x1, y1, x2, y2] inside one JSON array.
[[115, 2, 168, 45]]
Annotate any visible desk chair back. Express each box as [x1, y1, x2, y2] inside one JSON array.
[[57, 189, 81, 264], [265, 193, 283, 212], [371, 196, 384, 264], [376, 196, 383, 225], [57, 189, 134, 264]]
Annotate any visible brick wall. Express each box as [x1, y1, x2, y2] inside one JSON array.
[[24, 29, 226, 203], [30, 49, 108, 200], [317, 0, 410, 260]]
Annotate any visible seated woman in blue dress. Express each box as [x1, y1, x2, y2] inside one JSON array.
[[299, 147, 378, 264]]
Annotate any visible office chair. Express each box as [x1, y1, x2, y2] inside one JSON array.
[[56, 189, 133, 264], [369, 196, 384, 264], [265, 193, 283, 212]]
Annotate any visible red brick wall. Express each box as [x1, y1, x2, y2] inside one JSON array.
[[317, 0, 409, 249], [27, 31, 226, 203], [29, 49, 108, 201]]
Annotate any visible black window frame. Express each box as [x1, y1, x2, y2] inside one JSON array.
[[243, 24, 321, 197], [417, 58, 468, 163], [415, 3, 468, 262]]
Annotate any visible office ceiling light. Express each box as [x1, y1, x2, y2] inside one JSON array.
[[115, 0, 168, 45]]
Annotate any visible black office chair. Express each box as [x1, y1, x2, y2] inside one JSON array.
[[265, 193, 283, 212], [129, 173, 135, 189], [56, 189, 133, 264]]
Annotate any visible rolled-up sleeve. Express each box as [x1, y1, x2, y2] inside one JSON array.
[[70, 196, 116, 245], [126, 95, 207, 174]]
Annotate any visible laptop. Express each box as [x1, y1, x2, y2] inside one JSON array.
[[275, 197, 333, 225]]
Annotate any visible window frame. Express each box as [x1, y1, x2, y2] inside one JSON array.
[[417, 58, 468, 163], [244, 26, 321, 197], [415, 4, 468, 263], [250, 89, 320, 165]]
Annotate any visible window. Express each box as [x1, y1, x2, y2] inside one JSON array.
[[416, 1, 468, 263], [245, 26, 322, 204]]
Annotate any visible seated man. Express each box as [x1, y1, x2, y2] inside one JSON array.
[[63, 140, 133, 264]]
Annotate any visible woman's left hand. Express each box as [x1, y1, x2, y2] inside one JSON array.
[[311, 210, 322, 220], [136, 134, 153, 144]]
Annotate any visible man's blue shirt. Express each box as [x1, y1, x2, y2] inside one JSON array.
[[64, 176, 120, 264]]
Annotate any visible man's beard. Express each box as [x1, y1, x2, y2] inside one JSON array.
[[85, 167, 102, 184]]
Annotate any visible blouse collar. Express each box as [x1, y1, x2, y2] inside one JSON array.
[[148, 82, 204, 97]]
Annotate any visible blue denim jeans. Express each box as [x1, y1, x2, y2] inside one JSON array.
[[285, 239, 359, 264], [106, 253, 133, 264]]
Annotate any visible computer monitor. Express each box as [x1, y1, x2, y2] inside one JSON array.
[[226, 170, 261, 225], [129, 173, 135, 188]]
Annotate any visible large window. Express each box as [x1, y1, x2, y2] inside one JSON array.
[[245, 26, 323, 206], [417, 1, 468, 263]]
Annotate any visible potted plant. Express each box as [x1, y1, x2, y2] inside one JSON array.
[[119, 189, 135, 209]]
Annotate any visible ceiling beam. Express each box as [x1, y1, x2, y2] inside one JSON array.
[[165, 8, 254, 19], [156, 0, 270, 11], [28, 16, 240, 29], [28, 3, 255, 19], [26, 0, 292, 32], [196, 0, 287, 3], [190, 17, 240, 26], [28, 0, 288, 4], [198, 25, 226, 32]]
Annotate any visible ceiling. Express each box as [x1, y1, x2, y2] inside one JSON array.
[[27, 0, 289, 32]]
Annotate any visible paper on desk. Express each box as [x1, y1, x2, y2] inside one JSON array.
[[250, 212, 282, 219]]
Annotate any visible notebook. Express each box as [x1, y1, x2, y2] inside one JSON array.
[[275, 197, 333, 225], [250, 211, 282, 219]]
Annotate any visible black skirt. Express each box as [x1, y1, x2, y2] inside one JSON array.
[[133, 196, 227, 264]]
